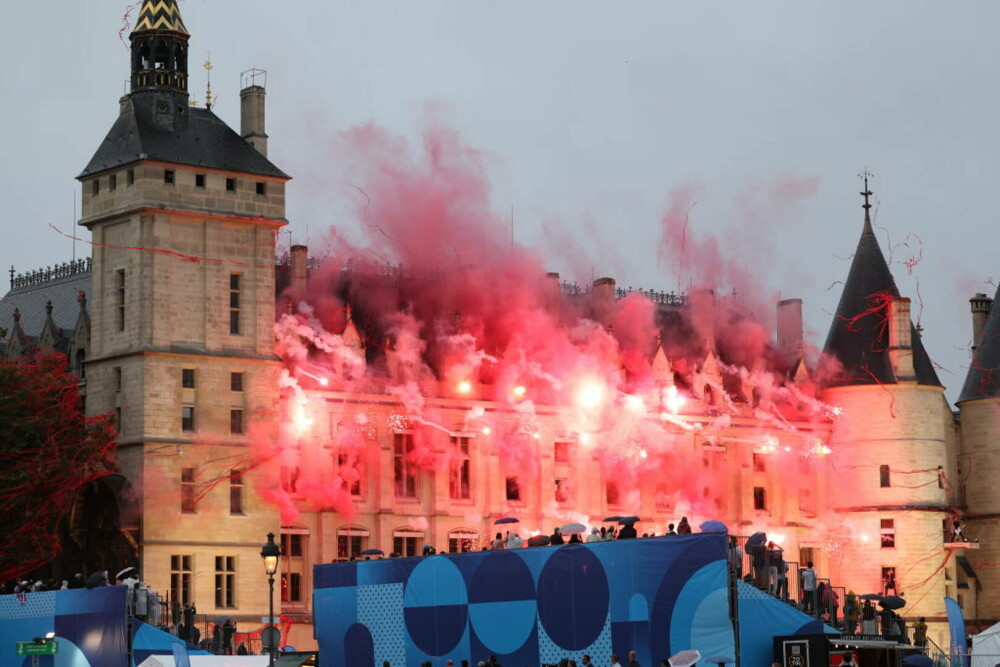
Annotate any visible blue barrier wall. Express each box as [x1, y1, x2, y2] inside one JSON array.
[[0, 586, 128, 667], [314, 533, 735, 667]]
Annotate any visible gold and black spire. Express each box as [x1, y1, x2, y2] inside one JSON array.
[[129, 0, 190, 107], [131, 0, 189, 36]]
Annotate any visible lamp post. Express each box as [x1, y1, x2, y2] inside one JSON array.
[[260, 532, 281, 667]]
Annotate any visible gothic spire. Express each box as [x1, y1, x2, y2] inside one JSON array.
[[131, 0, 189, 36]]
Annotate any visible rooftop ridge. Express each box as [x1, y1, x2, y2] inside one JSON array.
[[9, 258, 92, 292]]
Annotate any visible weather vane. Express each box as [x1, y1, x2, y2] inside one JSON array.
[[204, 54, 214, 109], [859, 168, 874, 211]]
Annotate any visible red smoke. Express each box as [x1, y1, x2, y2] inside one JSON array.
[[256, 122, 834, 530]]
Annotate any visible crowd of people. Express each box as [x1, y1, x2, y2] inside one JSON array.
[[391, 650, 654, 666], [486, 517, 695, 551]]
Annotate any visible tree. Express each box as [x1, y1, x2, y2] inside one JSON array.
[[0, 353, 117, 582]]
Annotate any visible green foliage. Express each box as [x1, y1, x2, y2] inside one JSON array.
[[0, 353, 118, 582]]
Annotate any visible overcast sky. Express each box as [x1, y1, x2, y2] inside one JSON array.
[[2, 0, 998, 403]]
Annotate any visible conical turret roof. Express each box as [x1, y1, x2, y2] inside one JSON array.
[[131, 0, 188, 36], [822, 207, 940, 387], [959, 284, 1000, 402]]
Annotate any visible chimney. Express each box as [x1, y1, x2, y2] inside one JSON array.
[[776, 298, 803, 365], [240, 69, 268, 157], [887, 297, 915, 380], [970, 292, 993, 350], [592, 277, 616, 326], [290, 245, 308, 299], [544, 272, 561, 314]]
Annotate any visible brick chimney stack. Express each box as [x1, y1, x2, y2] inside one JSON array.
[[776, 298, 803, 365], [240, 69, 269, 157]]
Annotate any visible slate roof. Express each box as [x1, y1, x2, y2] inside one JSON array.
[[79, 103, 289, 179], [959, 284, 1000, 402], [1, 271, 91, 338], [822, 211, 940, 387]]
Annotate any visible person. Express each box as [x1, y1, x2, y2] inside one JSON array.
[[861, 599, 877, 635], [221, 618, 235, 654], [913, 616, 928, 647], [882, 568, 897, 596], [446, 661, 454, 667], [491, 533, 506, 550], [728, 537, 743, 579], [665, 523, 676, 536], [618, 522, 638, 540], [506, 532, 523, 549], [841, 653, 855, 667], [800, 561, 818, 614], [952, 517, 966, 542], [676, 517, 692, 534], [569, 531, 582, 544], [765, 541, 783, 597], [843, 591, 859, 634], [610, 654, 623, 667], [599, 526, 608, 540], [551, 527, 565, 545], [626, 650, 641, 667], [587, 528, 602, 543], [582, 655, 594, 665]]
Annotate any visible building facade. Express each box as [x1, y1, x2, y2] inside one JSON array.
[[2, 0, 996, 654]]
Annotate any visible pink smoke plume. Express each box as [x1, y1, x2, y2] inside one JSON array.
[[252, 122, 840, 533]]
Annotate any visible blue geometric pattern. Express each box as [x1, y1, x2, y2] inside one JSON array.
[[359, 584, 406, 667], [315, 533, 736, 667], [0, 587, 128, 667]]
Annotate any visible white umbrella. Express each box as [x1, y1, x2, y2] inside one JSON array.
[[561, 522, 587, 535], [670, 649, 702, 667]]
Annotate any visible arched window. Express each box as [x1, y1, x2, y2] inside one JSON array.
[[138, 42, 151, 70], [154, 40, 170, 70], [392, 528, 424, 557], [336, 526, 369, 562], [447, 530, 478, 554]]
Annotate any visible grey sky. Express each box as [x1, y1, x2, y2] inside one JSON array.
[[2, 1, 998, 402]]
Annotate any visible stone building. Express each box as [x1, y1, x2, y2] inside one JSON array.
[[1, 0, 994, 654]]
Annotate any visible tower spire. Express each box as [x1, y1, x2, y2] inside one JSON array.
[[129, 0, 190, 103], [859, 168, 874, 234]]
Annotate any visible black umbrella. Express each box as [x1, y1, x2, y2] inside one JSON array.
[[618, 515, 641, 524], [878, 595, 906, 610], [902, 655, 933, 667], [704, 656, 735, 667], [360, 548, 384, 556], [603, 516, 623, 522], [746, 532, 767, 548], [495, 517, 520, 525], [214, 615, 236, 625], [85, 572, 107, 589], [859, 593, 882, 600], [528, 535, 551, 547]]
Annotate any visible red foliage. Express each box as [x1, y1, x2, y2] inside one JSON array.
[[0, 354, 118, 582]]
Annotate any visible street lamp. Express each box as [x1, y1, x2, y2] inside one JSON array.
[[260, 532, 281, 667]]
